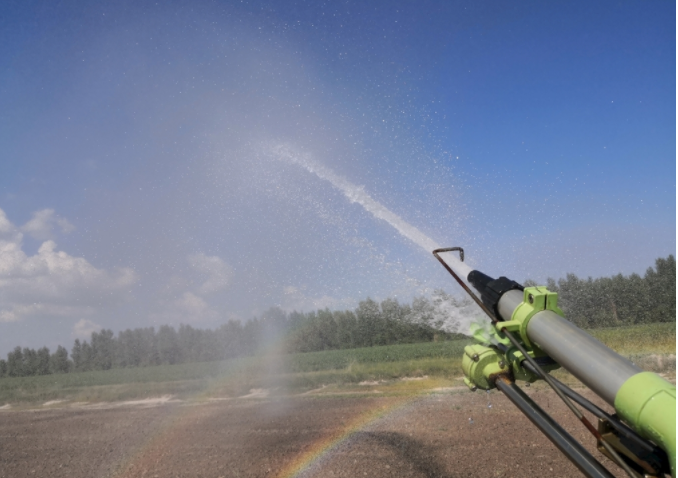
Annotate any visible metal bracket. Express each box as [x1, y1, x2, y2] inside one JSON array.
[[597, 418, 663, 477], [432, 247, 495, 320]]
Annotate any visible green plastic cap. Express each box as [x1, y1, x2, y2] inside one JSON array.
[[614, 372, 676, 477]]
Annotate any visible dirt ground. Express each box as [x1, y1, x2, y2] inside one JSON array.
[[0, 387, 628, 478]]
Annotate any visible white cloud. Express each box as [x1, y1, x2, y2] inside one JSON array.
[[21, 209, 75, 240], [150, 291, 219, 324], [176, 291, 217, 321], [0, 209, 22, 243], [0, 208, 136, 322], [187, 253, 233, 294], [73, 318, 102, 339]]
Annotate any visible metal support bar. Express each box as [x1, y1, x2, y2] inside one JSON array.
[[546, 374, 658, 455], [520, 362, 669, 475], [495, 376, 615, 478], [498, 327, 640, 478]]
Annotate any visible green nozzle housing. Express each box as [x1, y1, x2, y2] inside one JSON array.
[[614, 372, 676, 477], [462, 344, 510, 391]]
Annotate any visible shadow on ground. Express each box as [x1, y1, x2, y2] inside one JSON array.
[[355, 430, 450, 477]]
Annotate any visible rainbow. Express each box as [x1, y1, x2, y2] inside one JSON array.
[[276, 395, 414, 478], [110, 394, 417, 477], [109, 350, 437, 477]]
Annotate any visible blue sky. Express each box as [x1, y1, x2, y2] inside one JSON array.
[[0, 0, 675, 353]]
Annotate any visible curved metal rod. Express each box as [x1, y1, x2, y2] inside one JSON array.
[[432, 248, 496, 320]]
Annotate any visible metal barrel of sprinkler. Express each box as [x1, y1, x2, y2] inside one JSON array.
[[494, 288, 640, 406], [433, 248, 676, 478]]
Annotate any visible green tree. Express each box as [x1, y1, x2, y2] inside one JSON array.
[[380, 298, 410, 344], [177, 324, 201, 363], [356, 299, 381, 347], [79, 341, 94, 371], [646, 255, 676, 323], [91, 329, 115, 370], [334, 310, 358, 349], [71, 339, 83, 371], [92, 329, 116, 370], [36, 347, 51, 375], [22, 348, 38, 376], [216, 320, 247, 359], [50, 345, 70, 373], [316, 308, 338, 350], [157, 325, 180, 364], [408, 296, 437, 342], [6, 347, 23, 377]]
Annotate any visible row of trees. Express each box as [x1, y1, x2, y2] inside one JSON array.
[[0, 296, 460, 377], [530, 255, 676, 328], [0, 322, 263, 377], [0, 345, 70, 377], [0, 255, 674, 378], [286, 295, 461, 353]]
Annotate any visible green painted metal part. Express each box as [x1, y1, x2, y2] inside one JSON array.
[[461, 344, 509, 391], [467, 287, 564, 383], [503, 286, 564, 350], [498, 344, 559, 383], [463, 285, 676, 475], [469, 323, 553, 382], [469, 322, 510, 347], [614, 371, 676, 477]]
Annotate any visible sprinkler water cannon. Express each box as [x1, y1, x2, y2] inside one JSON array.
[[433, 247, 676, 478]]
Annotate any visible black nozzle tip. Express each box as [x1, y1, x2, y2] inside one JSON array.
[[468, 270, 524, 320], [468, 270, 495, 292]]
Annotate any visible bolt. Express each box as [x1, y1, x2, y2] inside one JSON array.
[[472, 354, 479, 362], [528, 294, 534, 304]]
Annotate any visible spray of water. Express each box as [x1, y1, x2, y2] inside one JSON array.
[[426, 290, 490, 335], [269, 144, 487, 335], [271, 144, 473, 279]]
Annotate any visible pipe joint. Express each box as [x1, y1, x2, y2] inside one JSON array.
[[502, 287, 564, 351]]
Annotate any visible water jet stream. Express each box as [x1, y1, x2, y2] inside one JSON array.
[[271, 145, 473, 280]]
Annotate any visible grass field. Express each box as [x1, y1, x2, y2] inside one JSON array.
[[0, 322, 674, 405], [587, 322, 676, 354]]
